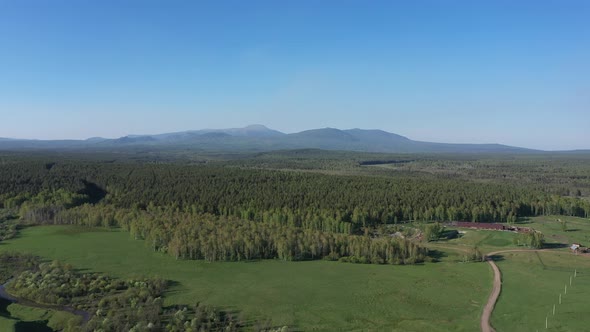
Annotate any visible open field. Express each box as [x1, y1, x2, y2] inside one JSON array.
[[431, 228, 519, 254], [0, 302, 73, 332], [1, 216, 589, 331], [0, 317, 16, 332], [519, 215, 590, 247], [0, 293, 17, 331], [2, 303, 76, 332], [425, 216, 590, 331], [429, 215, 590, 255], [0, 225, 490, 331], [490, 216, 590, 331], [492, 251, 590, 331]]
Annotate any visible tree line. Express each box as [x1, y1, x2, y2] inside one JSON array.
[[29, 203, 429, 265], [1, 159, 589, 236]]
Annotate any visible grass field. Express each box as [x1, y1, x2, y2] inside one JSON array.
[[431, 215, 590, 255], [481, 215, 590, 331], [0, 316, 16, 332], [8, 303, 77, 332], [519, 215, 590, 247], [435, 228, 519, 253], [1, 289, 78, 332], [0, 225, 490, 331], [2, 216, 588, 331], [426, 215, 590, 331], [492, 251, 590, 331]]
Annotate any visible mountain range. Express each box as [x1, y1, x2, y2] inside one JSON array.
[[0, 124, 557, 153]]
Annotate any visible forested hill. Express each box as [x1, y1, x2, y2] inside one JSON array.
[[0, 125, 537, 154]]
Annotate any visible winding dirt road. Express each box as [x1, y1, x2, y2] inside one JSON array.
[[480, 249, 549, 332], [481, 256, 500, 332]]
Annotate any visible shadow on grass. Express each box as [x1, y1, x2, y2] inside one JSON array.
[[543, 243, 569, 249], [165, 278, 179, 285], [0, 297, 12, 316], [440, 229, 460, 240], [487, 254, 506, 262], [427, 249, 447, 262], [14, 320, 53, 332], [515, 217, 532, 224], [157, 279, 194, 304]]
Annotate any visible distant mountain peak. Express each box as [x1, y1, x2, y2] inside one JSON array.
[[244, 124, 271, 130], [291, 128, 357, 140], [113, 135, 156, 144], [0, 125, 546, 153], [221, 125, 285, 137], [85, 137, 107, 142], [344, 128, 410, 142]]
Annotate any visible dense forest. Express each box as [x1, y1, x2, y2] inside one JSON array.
[[0, 150, 588, 330], [1, 153, 589, 225], [0, 151, 589, 266]]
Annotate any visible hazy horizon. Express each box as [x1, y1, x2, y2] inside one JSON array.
[[0, 123, 588, 152], [1, 1, 589, 150]]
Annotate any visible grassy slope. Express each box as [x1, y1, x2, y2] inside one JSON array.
[[490, 216, 590, 331], [0, 317, 16, 332], [8, 304, 78, 331], [493, 251, 590, 331], [426, 215, 590, 331], [0, 226, 489, 332], [521, 215, 590, 247], [431, 215, 590, 253], [0, 304, 76, 332], [438, 228, 518, 251]]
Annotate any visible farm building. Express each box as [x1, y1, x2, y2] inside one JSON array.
[[447, 221, 532, 233], [571, 243, 588, 254], [450, 221, 506, 230]]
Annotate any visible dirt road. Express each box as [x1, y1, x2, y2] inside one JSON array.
[[480, 249, 548, 332], [427, 244, 553, 332], [481, 257, 500, 332]]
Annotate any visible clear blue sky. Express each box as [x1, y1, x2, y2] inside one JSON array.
[[0, 0, 588, 150]]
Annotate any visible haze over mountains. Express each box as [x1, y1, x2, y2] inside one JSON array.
[[0, 125, 570, 153]]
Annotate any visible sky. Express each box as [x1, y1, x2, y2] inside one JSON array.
[[0, 1, 588, 150]]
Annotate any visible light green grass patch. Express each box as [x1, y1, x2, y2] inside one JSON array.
[[432, 228, 519, 254], [7, 303, 79, 331], [0, 316, 16, 332], [492, 251, 590, 331], [520, 215, 590, 247]]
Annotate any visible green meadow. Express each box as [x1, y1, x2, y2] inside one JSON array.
[[488, 216, 590, 331], [2, 215, 590, 331], [0, 316, 16, 332], [521, 215, 590, 247], [0, 225, 489, 332], [0, 303, 77, 332], [492, 251, 590, 331], [433, 227, 519, 253], [431, 215, 590, 254]]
